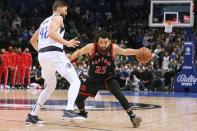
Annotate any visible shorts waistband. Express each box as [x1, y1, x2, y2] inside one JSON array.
[[39, 46, 63, 53]]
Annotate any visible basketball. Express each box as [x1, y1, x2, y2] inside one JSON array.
[[136, 47, 152, 64]]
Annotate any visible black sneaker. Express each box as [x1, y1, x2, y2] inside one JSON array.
[[62, 110, 86, 119], [130, 114, 142, 128], [77, 111, 88, 118], [26, 113, 44, 124]]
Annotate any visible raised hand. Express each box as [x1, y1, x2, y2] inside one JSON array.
[[63, 37, 80, 48]]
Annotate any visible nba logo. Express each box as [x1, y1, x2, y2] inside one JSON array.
[[66, 63, 72, 68]]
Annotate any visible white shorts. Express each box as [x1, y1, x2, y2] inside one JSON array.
[[38, 51, 75, 80]]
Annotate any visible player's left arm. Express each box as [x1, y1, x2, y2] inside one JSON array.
[[70, 44, 93, 61], [113, 44, 138, 56], [30, 27, 40, 52]]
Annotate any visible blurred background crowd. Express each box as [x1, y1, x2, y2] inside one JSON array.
[[0, 0, 197, 91]]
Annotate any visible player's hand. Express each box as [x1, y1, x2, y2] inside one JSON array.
[[139, 47, 151, 53], [63, 37, 80, 48], [66, 53, 71, 60]]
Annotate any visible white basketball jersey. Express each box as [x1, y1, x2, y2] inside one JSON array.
[[38, 14, 65, 50]]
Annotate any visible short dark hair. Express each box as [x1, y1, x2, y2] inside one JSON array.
[[52, 0, 68, 11], [97, 31, 112, 40]]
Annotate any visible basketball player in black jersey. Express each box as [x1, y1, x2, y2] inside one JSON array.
[[70, 31, 147, 128]]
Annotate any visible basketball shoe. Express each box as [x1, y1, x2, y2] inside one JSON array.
[[129, 113, 142, 128], [62, 110, 86, 119], [77, 111, 88, 118], [26, 113, 44, 124]]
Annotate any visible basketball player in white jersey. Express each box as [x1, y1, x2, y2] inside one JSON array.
[[26, 0, 84, 124]]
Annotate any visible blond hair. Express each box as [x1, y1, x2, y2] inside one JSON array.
[[52, 0, 68, 11]]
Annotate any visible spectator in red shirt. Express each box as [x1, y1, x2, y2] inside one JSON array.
[[0, 49, 9, 88], [16, 48, 25, 88], [24, 48, 32, 88]]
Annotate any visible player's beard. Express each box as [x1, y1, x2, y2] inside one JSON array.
[[100, 46, 108, 52], [60, 13, 65, 19]]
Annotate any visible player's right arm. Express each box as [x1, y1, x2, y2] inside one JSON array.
[[30, 27, 40, 52], [70, 44, 93, 61], [48, 16, 79, 48]]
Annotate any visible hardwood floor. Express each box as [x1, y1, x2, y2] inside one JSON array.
[[0, 89, 197, 131]]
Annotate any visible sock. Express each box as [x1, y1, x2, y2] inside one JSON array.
[[127, 110, 135, 119], [30, 104, 41, 116]]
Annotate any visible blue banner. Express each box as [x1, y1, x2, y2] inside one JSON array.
[[174, 42, 197, 92]]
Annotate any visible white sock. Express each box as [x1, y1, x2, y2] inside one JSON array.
[[30, 104, 41, 116], [31, 75, 57, 115]]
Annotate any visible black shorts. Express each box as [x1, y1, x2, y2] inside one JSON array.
[[79, 76, 115, 97]]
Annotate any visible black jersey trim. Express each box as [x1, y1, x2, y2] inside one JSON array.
[[105, 77, 112, 90], [97, 43, 111, 55], [89, 43, 95, 59], [60, 27, 65, 33], [79, 91, 95, 98]]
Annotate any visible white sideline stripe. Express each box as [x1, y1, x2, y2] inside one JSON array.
[[0, 104, 122, 110]]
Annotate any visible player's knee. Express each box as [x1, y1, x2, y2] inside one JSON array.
[[45, 75, 57, 88], [70, 77, 81, 87], [109, 84, 121, 94], [109, 82, 120, 92], [76, 78, 81, 86], [110, 88, 119, 94]]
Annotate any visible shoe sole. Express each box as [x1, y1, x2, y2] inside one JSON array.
[[25, 121, 33, 125], [37, 121, 44, 124], [25, 121, 44, 124], [62, 116, 86, 120]]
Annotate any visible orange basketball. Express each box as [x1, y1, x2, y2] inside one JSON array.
[[136, 47, 152, 64]]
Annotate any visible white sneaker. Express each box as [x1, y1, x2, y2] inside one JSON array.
[[6, 85, 10, 89], [27, 85, 30, 89]]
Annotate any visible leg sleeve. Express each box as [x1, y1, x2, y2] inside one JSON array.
[[107, 79, 131, 110], [75, 93, 89, 110]]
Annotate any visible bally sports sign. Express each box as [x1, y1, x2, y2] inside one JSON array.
[[177, 75, 197, 86], [174, 42, 197, 92]]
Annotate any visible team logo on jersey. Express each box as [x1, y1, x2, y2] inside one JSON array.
[[66, 63, 72, 68]]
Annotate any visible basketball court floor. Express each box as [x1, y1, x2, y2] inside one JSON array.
[[0, 89, 197, 131]]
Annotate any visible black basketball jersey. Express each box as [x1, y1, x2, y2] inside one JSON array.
[[88, 43, 115, 78]]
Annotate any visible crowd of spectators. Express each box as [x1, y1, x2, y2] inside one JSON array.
[[0, 0, 197, 91]]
